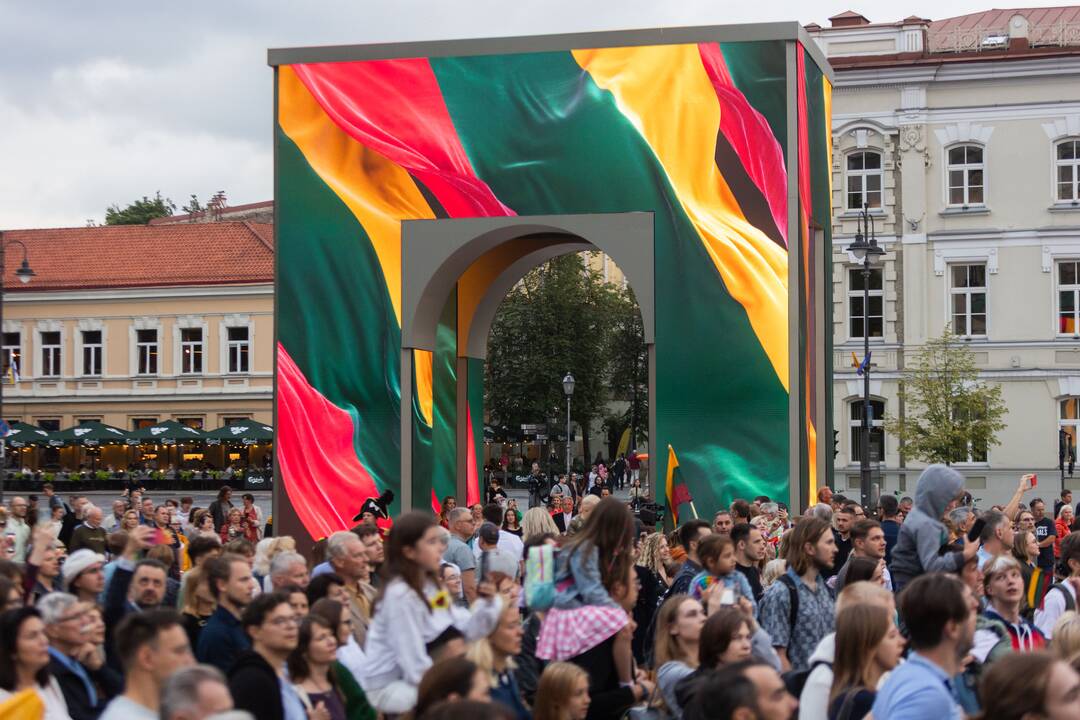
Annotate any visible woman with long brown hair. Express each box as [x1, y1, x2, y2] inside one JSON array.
[[976, 651, 1080, 720], [828, 604, 905, 720], [653, 595, 704, 716], [288, 614, 346, 720], [354, 512, 504, 715], [535, 498, 637, 692]]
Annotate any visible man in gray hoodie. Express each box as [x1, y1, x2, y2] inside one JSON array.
[[890, 464, 979, 592]]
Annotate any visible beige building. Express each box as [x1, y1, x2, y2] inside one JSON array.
[[1, 222, 273, 467], [807, 7, 1080, 503]]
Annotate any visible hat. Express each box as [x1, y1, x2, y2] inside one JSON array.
[[62, 549, 105, 591], [352, 489, 395, 522]]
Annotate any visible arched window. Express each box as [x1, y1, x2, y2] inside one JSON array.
[[849, 398, 885, 464], [846, 151, 883, 210], [1057, 139, 1080, 203], [947, 144, 985, 207]]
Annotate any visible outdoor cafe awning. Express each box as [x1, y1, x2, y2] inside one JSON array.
[[49, 421, 130, 447], [4, 422, 53, 448], [127, 419, 206, 446], [204, 421, 274, 446]]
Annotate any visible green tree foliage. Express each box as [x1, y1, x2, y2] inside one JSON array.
[[485, 253, 645, 464], [182, 194, 205, 215], [884, 328, 1007, 465], [104, 192, 176, 225]]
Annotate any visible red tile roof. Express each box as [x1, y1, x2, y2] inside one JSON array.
[[1, 222, 273, 291]]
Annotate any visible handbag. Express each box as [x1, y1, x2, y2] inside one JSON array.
[[622, 679, 670, 720]]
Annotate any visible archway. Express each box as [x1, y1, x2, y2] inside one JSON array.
[[270, 25, 834, 543], [399, 213, 655, 510]]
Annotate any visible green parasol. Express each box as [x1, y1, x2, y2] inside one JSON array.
[[204, 421, 274, 446], [49, 421, 130, 447], [127, 419, 206, 446]]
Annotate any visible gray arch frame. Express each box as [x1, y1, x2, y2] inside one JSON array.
[[399, 212, 655, 508]]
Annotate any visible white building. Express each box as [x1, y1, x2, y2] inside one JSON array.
[[806, 7, 1080, 504]]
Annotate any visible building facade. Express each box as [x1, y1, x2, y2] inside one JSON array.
[[808, 7, 1080, 503], [1, 222, 273, 452]]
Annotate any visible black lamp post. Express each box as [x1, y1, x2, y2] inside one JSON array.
[[845, 205, 884, 509], [0, 232, 34, 505], [563, 372, 575, 477]]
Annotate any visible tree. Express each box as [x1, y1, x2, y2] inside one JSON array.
[[604, 284, 649, 454], [104, 192, 176, 225], [182, 194, 205, 216], [884, 327, 1007, 465], [485, 253, 645, 469]]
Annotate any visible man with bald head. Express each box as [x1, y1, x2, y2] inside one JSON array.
[[69, 505, 107, 555], [7, 495, 31, 563]]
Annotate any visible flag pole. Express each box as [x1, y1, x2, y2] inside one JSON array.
[[689, 501, 699, 520]]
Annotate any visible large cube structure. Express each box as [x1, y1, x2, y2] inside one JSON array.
[[268, 24, 834, 540]]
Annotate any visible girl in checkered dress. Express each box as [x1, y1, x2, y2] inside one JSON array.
[[536, 497, 636, 687]]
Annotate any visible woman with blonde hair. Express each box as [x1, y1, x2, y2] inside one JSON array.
[[532, 662, 591, 720], [521, 507, 559, 542], [638, 533, 673, 588], [253, 535, 298, 591], [180, 564, 217, 649], [653, 594, 704, 716], [828, 603, 905, 720], [1052, 611, 1080, 666]]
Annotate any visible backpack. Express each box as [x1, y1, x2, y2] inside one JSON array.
[[525, 543, 557, 611], [782, 659, 832, 698], [1049, 582, 1077, 612]]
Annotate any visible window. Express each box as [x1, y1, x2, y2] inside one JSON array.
[[846, 151, 883, 210], [1059, 261, 1080, 335], [848, 268, 883, 340], [221, 415, 250, 425], [40, 331, 61, 377], [36, 419, 60, 432], [1058, 140, 1080, 202], [180, 328, 203, 374], [950, 264, 987, 337], [136, 329, 158, 375], [1064, 398, 1080, 467], [849, 399, 885, 463], [131, 418, 157, 431], [81, 330, 102, 376], [2, 332, 20, 380], [177, 417, 204, 430], [227, 326, 250, 374], [947, 145, 985, 206]]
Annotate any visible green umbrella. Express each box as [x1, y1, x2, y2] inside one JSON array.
[[49, 421, 130, 447], [127, 419, 206, 446], [4, 422, 53, 448], [205, 421, 274, 446]]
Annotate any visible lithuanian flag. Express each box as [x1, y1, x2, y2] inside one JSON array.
[[666, 445, 695, 525]]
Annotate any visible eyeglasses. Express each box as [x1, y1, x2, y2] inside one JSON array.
[[268, 615, 300, 627]]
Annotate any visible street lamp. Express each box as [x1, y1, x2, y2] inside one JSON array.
[[563, 372, 575, 477], [0, 232, 34, 504], [845, 205, 884, 510]]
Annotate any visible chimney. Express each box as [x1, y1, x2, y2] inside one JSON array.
[[829, 10, 871, 28]]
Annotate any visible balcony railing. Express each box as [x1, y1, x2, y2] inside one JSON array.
[[929, 21, 1080, 53]]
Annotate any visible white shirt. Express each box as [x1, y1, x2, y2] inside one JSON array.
[[473, 529, 524, 566], [357, 578, 503, 689], [1035, 580, 1076, 639], [0, 678, 72, 720]]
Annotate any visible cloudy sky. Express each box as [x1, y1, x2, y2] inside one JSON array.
[[3, 0, 996, 228]]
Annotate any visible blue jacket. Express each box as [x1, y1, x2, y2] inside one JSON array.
[[552, 544, 618, 610], [197, 605, 251, 673]]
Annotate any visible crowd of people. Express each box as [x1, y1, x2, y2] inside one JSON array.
[[5, 464, 1080, 720]]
